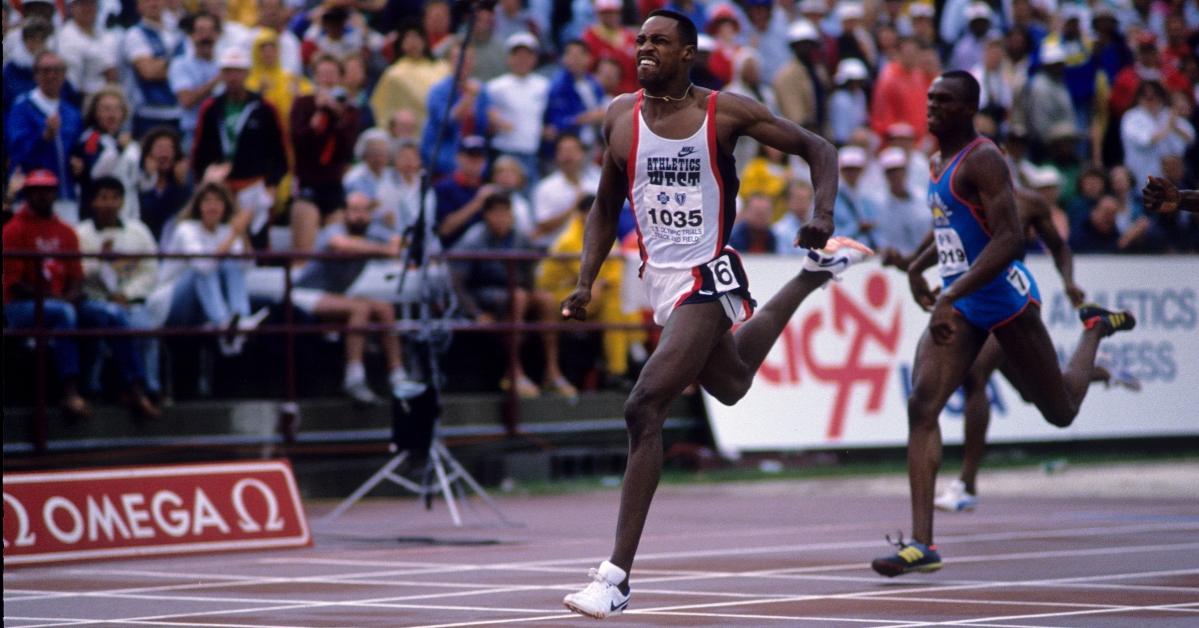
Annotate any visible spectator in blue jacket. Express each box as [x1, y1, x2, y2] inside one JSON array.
[[421, 43, 492, 179], [6, 51, 84, 218], [2, 18, 55, 115], [544, 39, 606, 151]]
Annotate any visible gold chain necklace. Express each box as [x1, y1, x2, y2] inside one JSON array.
[[642, 83, 694, 102]]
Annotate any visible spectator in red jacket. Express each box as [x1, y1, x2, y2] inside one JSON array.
[[583, 0, 639, 96], [871, 36, 933, 141], [1109, 32, 1189, 118], [2, 170, 159, 420]]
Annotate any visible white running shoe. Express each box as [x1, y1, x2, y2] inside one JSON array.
[[934, 479, 978, 512], [239, 307, 271, 331], [344, 379, 380, 404], [563, 560, 630, 619], [802, 236, 875, 279]]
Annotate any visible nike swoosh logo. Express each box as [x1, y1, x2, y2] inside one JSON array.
[[610, 599, 628, 612], [677, 146, 696, 157]]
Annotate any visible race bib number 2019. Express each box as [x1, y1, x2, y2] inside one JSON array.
[[935, 227, 969, 277], [643, 184, 705, 245]]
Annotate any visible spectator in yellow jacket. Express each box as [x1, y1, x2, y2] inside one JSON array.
[[536, 194, 644, 385]]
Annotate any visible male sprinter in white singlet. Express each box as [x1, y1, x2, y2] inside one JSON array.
[[559, 10, 873, 619]]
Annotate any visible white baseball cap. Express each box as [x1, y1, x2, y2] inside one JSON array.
[[838, 2, 865, 21], [1040, 42, 1067, 65], [595, 0, 622, 12], [909, 2, 935, 19], [505, 31, 539, 54], [799, 0, 827, 14], [834, 58, 869, 83], [787, 19, 820, 44], [839, 146, 868, 169], [218, 46, 252, 70], [1027, 166, 1062, 189], [879, 146, 908, 170], [965, 2, 993, 21]]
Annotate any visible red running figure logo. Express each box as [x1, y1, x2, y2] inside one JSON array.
[[759, 272, 902, 439]]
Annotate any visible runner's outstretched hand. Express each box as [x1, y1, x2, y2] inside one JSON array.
[[561, 286, 592, 321], [796, 213, 834, 250]]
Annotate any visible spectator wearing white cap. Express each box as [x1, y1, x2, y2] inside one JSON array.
[[884, 122, 931, 197], [1024, 42, 1076, 156], [691, 33, 725, 91], [872, 146, 928, 257], [487, 32, 550, 193], [121, 0, 185, 137], [57, 0, 118, 102], [828, 58, 869, 145], [773, 19, 827, 132], [948, 2, 996, 72], [190, 46, 288, 230], [833, 145, 878, 247], [797, 0, 839, 65], [939, 0, 1002, 46], [835, 2, 877, 73]]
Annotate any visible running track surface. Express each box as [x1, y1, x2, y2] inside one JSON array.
[[5, 477, 1199, 627]]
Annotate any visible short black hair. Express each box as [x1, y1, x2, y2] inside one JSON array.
[[562, 38, 589, 54], [482, 192, 512, 213], [645, 9, 698, 49], [92, 176, 126, 198], [940, 70, 981, 110]]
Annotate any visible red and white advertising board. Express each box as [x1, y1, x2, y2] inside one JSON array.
[[705, 256, 1199, 455], [3, 460, 311, 567]]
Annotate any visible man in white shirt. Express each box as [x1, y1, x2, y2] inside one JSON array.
[[872, 146, 930, 257], [531, 133, 600, 248], [75, 176, 163, 402], [57, 0, 119, 100], [486, 32, 550, 192], [169, 11, 221, 152]]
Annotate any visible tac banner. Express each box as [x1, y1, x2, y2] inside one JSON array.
[[3, 460, 311, 567], [705, 256, 1199, 455]]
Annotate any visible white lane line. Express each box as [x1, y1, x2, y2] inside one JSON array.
[[8, 520, 1197, 627], [18, 518, 1195, 600], [633, 610, 923, 624]]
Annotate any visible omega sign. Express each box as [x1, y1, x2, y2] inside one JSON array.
[[3, 460, 310, 566]]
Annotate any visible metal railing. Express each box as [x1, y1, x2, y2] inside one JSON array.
[[2, 248, 652, 453]]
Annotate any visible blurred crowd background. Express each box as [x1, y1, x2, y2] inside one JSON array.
[[3, 0, 1197, 420]]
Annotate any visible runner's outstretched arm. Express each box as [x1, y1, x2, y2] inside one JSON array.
[[1021, 190, 1084, 307], [884, 230, 934, 272], [723, 93, 837, 250], [1143, 176, 1199, 213], [561, 107, 628, 321]]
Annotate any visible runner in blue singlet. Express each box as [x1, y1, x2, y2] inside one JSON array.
[[871, 71, 1138, 579]]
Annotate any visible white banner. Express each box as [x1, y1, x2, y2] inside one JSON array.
[[705, 255, 1199, 455]]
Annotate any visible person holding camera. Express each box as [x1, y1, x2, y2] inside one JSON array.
[[289, 54, 360, 255]]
